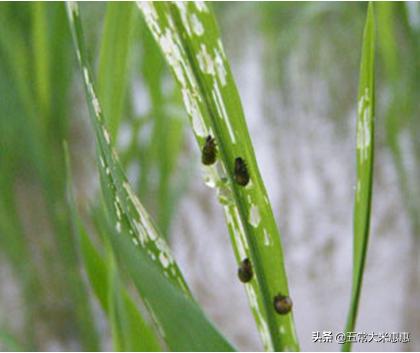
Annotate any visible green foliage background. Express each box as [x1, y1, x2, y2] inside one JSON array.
[[0, 2, 418, 351]]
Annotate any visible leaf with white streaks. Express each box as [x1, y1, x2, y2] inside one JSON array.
[[343, 3, 375, 351], [66, 3, 234, 350], [137, 2, 299, 351]]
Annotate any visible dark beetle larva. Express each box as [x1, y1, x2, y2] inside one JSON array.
[[238, 258, 253, 283], [273, 294, 293, 315], [201, 135, 217, 165], [234, 157, 250, 186]]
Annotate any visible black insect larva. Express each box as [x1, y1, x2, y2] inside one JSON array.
[[238, 258, 253, 283], [201, 135, 217, 165], [234, 157, 249, 186], [273, 294, 293, 315]]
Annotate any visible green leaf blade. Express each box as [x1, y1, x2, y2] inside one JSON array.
[[138, 2, 299, 351], [66, 4, 234, 350], [65, 2, 189, 292], [108, 221, 235, 352], [343, 3, 375, 352], [64, 143, 162, 352], [97, 2, 136, 139]]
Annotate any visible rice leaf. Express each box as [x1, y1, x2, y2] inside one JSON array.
[[31, 2, 50, 119], [64, 142, 162, 352], [107, 252, 161, 352], [66, 1, 188, 293], [66, 4, 234, 350], [343, 3, 375, 351], [98, 2, 136, 139], [107, 218, 235, 352], [137, 2, 299, 350], [79, 220, 162, 352]]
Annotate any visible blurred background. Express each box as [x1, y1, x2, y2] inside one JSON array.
[[0, 2, 419, 352]]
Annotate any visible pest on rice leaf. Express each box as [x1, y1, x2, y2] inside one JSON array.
[[201, 135, 217, 165], [234, 157, 249, 186], [238, 258, 253, 283], [273, 294, 292, 315]]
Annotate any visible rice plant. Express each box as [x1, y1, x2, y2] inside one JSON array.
[[0, 1, 418, 352]]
